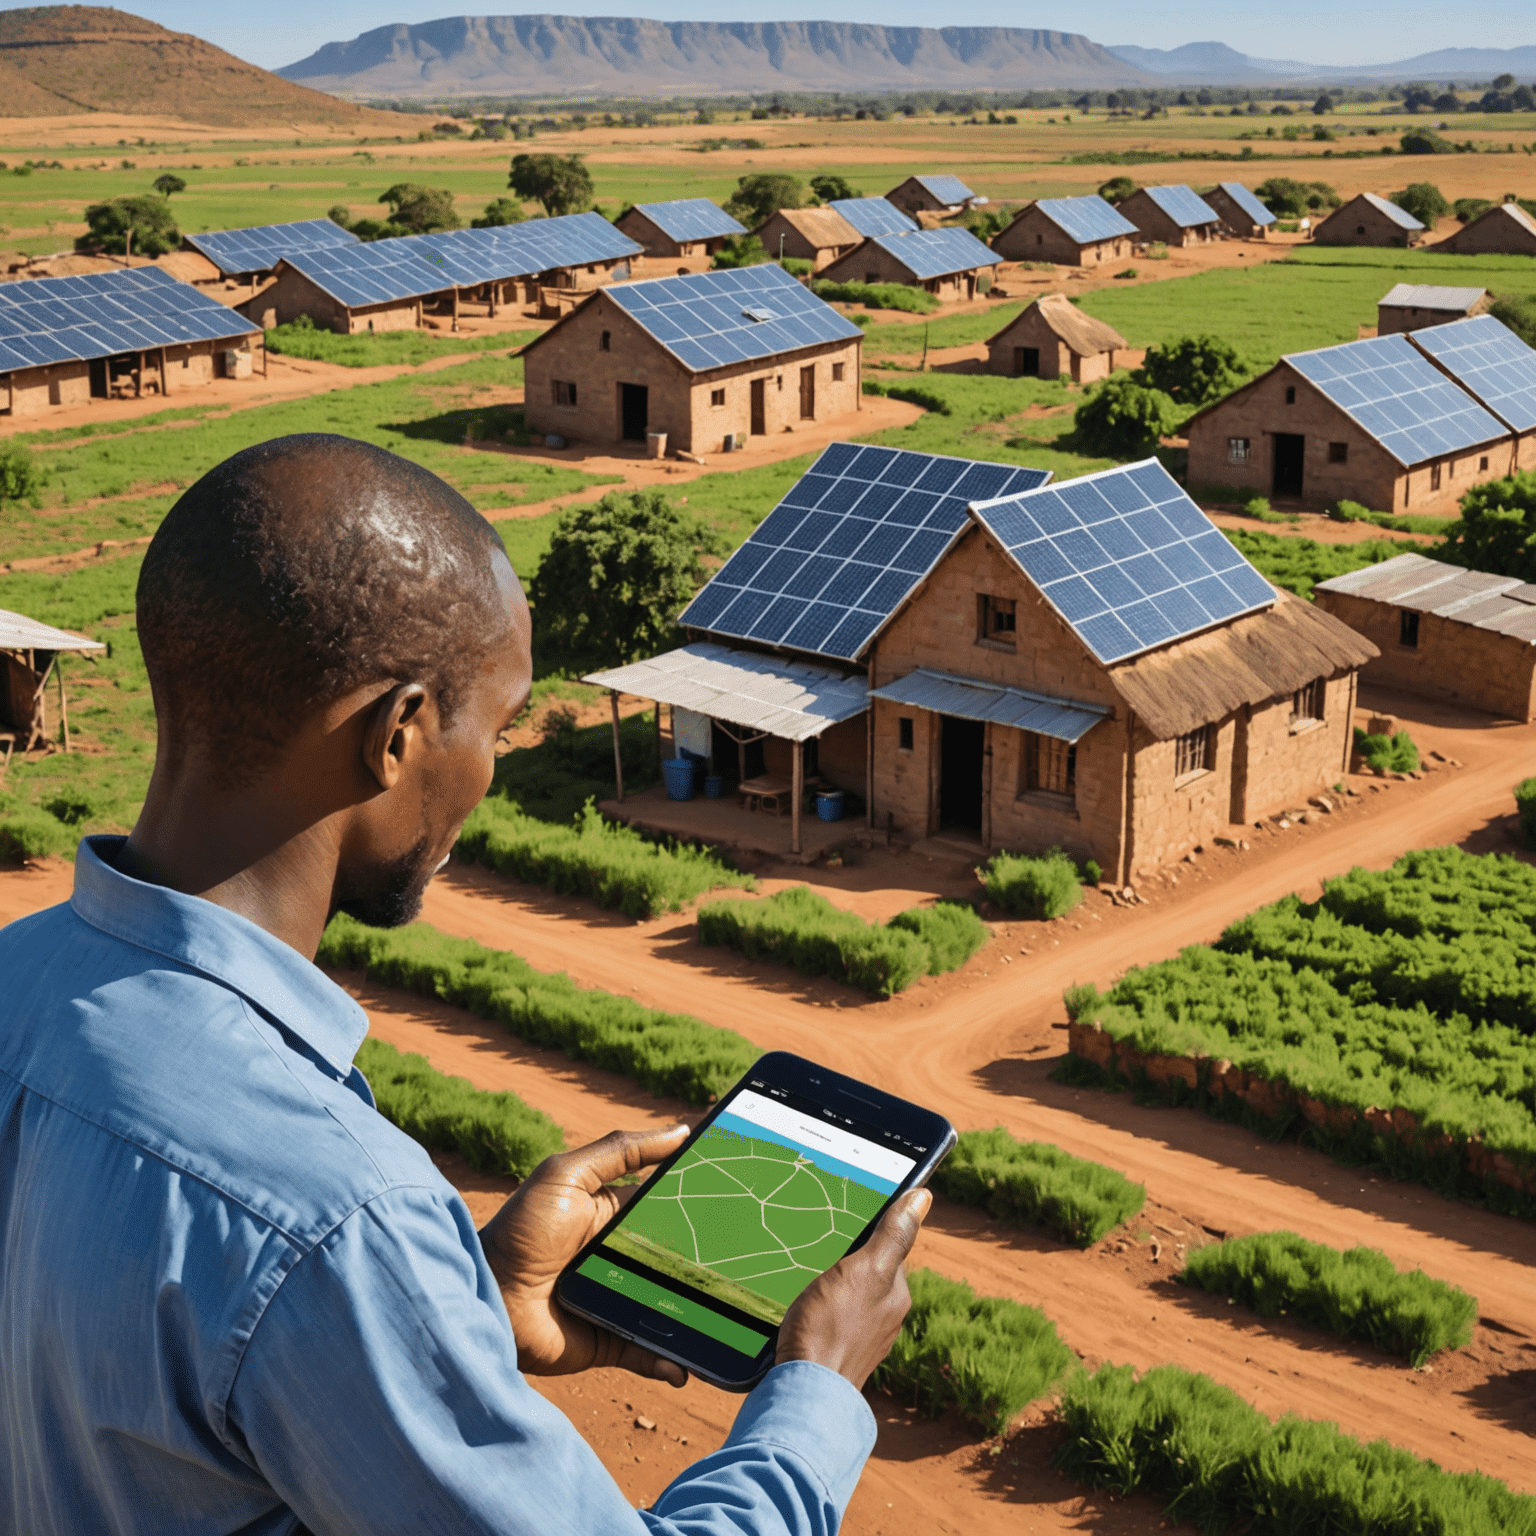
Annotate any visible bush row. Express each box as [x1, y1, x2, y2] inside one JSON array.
[[812, 279, 939, 313], [875, 1268, 1076, 1437], [1516, 776, 1536, 849], [977, 848, 1092, 920], [320, 915, 759, 1106], [931, 1128, 1145, 1247], [1056, 1362, 1536, 1534], [457, 797, 752, 919], [356, 1037, 566, 1178], [1180, 1231, 1477, 1367]]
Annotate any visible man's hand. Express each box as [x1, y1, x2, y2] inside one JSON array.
[[775, 1188, 931, 1390], [479, 1125, 690, 1387]]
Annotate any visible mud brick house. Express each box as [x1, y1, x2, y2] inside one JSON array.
[[1377, 284, 1490, 336], [614, 199, 745, 260], [1314, 553, 1536, 720], [1407, 315, 1536, 473], [0, 266, 260, 418], [986, 294, 1128, 383], [990, 196, 1138, 266], [589, 446, 1373, 875], [885, 175, 976, 219], [1184, 331, 1513, 513], [184, 219, 358, 290], [827, 197, 918, 239], [1205, 182, 1276, 239], [0, 608, 104, 754], [821, 227, 1001, 300], [1117, 185, 1221, 248], [1435, 199, 1536, 256], [1313, 192, 1425, 248], [520, 263, 863, 454], [754, 207, 861, 270]]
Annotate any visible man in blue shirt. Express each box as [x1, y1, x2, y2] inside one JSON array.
[[0, 435, 930, 1535]]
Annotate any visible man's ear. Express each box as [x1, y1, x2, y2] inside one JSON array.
[[360, 683, 428, 791]]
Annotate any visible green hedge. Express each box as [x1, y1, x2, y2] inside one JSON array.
[[811, 279, 939, 313], [356, 1036, 566, 1177], [931, 1128, 1146, 1246], [885, 901, 990, 974], [320, 915, 758, 1105], [457, 797, 752, 919], [876, 1268, 1076, 1436], [1056, 1362, 1536, 1534], [977, 848, 1083, 919], [1515, 777, 1536, 850], [1354, 726, 1419, 774]]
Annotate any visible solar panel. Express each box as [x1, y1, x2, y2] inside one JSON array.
[[1034, 196, 1138, 245], [1408, 314, 1536, 433], [1286, 333, 1507, 466], [911, 175, 974, 206], [0, 265, 256, 373], [1216, 182, 1275, 227], [184, 219, 357, 277], [605, 263, 863, 374], [633, 199, 744, 243], [971, 458, 1275, 667], [829, 197, 918, 237], [869, 228, 1001, 281], [1361, 192, 1424, 231], [1140, 185, 1219, 229], [680, 444, 1052, 662]]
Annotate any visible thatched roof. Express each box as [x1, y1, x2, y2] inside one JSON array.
[[769, 207, 860, 249], [1108, 589, 1378, 740], [991, 293, 1127, 357]]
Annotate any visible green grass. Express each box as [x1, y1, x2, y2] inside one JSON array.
[[978, 848, 1085, 920], [861, 303, 1022, 358], [885, 901, 990, 974], [265, 322, 535, 368], [1223, 527, 1411, 599]]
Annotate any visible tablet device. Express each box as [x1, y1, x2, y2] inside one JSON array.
[[556, 1051, 955, 1391]]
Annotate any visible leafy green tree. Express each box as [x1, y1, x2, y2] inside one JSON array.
[[711, 234, 771, 269], [377, 183, 460, 233], [1388, 182, 1449, 225], [326, 203, 352, 228], [1400, 127, 1453, 154], [1439, 473, 1536, 580], [1253, 177, 1340, 217], [1452, 196, 1492, 223], [77, 194, 179, 256], [151, 173, 186, 197], [1133, 335, 1244, 406], [809, 172, 860, 203], [1491, 294, 1536, 348], [1311, 93, 1335, 114], [529, 490, 727, 668], [507, 153, 593, 217], [1493, 71, 1516, 90], [1073, 377, 1177, 459], [472, 197, 526, 228], [723, 172, 805, 228], [1097, 176, 1137, 204]]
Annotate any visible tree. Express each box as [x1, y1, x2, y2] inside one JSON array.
[[472, 197, 526, 228], [326, 204, 353, 228], [377, 183, 460, 233], [1072, 377, 1177, 459], [507, 153, 593, 217], [1253, 177, 1340, 217], [1493, 72, 1516, 90], [1133, 335, 1244, 406], [711, 234, 770, 269], [1438, 473, 1536, 581], [1097, 176, 1137, 204], [809, 172, 860, 203], [528, 490, 727, 668], [152, 173, 186, 197], [1312, 93, 1335, 114], [1433, 92, 1462, 113], [1400, 128, 1453, 154], [78, 195, 179, 257], [1389, 182, 1449, 226], [1490, 294, 1536, 348], [723, 172, 805, 228]]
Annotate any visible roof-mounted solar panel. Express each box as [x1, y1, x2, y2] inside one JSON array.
[[1033, 196, 1138, 244], [1408, 314, 1536, 433], [829, 197, 918, 237], [911, 175, 974, 205], [1139, 185, 1219, 228], [631, 198, 745, 243], [1216, 182, 1276, 227], [869, 227, 1001, 280]]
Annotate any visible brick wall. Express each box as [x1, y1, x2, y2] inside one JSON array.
[[1118, 192, 1217, 247], [1437, 213, 1536, 256], [1315, 199, 1422, 247], [991, 207, 1127, 266], [6, 361, 88, 414], [985, 311, 1114, 383], [1234, 678, 1354, 821], [821, 240, 981, 298], [756, 212, 856, 270], [886, 181, 952, 217], [248, 267, 424, 334], [614, 209, 686, 258], [1206, 189, 1267, 238], [1378, 298, 1487, 335]]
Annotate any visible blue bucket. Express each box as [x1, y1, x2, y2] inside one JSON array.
[[704, 775, 724, 799], [815, 789, 844, 823], [662, 757, 696, 801]]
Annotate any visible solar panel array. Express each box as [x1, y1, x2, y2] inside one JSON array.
[[1408, 314, 1536, 433], [1286, 333, 1506, 466], [680, 443, 1051, 662], [632, 199, 745, 243], [910, 174, 974, 206], [0, 266, 256, 372], [1216, 182, 1275, 226], [605, 263, 863, 374], [869, 227, 1001, 280], [829, 197, 918, 237], [1034, 196, 1138, 245], [1361, 192, 1424, 231], [184, 218, 357, 276], [971, 458, 1276, 666], [1140, 185, 1219, 228]]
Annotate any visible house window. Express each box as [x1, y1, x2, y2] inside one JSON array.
[[1174, 725, 1213, 781], [1328, 442, 1348, 464], [1481, 455, 1490, 470], [1291, 677, 1325, 728], [710, 387, 725, 406], [865, 271, 880, 284], [552, 379, 577, 407], [977, 594, 1017, 646], [1227, 437, 1250, 463], [898, 716, 914, 751], [600, 330, 610, 351], [1024, 733, 1076, 800], [1356, 224, 1366, 235], [1284, 385, 1296, 405], [1400, 610, 1420, 648], [1037, 233, 1044, 244], [832, 362, 845, 382], [1430, 462, 1443, 491]]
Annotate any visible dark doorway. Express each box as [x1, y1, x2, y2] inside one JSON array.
[[938, 714, 984, 832], [750, 378, 766, 435], [1014, 346, 1040, 377], [620, 383, 648, 441], [798, 364, 815, 420], [1273, 433, 1305, 498], [89, 358, 109, 398]]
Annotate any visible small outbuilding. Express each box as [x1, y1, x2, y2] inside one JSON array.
[[754, 207, 861, 271], [1435, 200, 1536, 256], [885, 175, 976, 219], [989, 196, 1138, 267], [1313, 193, 1425, 248], [614, 199, 745, 260], [820, 228, 1001, 301], [1377, 284, 1490, 336], [0, 608, 104, 759], [1205, 182, 1276, 239], [985, 294, 1129, 383], [1314, 553, 1536, 720], [1117, 185, 1221, 247]]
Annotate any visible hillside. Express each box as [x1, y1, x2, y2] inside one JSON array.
[[278, 16, 1153, 99], [1111, 38, 1536, 82], [0, 6, 409, 125]]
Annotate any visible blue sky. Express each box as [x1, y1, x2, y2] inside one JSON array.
[[6, 0, 1528, 74]]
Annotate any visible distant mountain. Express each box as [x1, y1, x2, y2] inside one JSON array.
[[1106, 42, 1289, 83], [1108, 38, 1536, 84], [277, 17, 1154, 98]]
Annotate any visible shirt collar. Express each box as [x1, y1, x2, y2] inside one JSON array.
[[70, 835, 369, 1078]]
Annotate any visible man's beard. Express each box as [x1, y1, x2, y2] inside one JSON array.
[[334, 837, 436, 929]]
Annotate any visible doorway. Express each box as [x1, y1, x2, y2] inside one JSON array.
[[1014, 346, 1039, 377], [750, 378, 766, 435], [89, 358, 109, 398], [799, 365, 815, 420], [1273, 433, 1305, 498], [620, 383, 648, 441], [938, 715, 984, 833]]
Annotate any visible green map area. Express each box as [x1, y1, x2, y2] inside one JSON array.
[[606, 1123, 889, 1325]]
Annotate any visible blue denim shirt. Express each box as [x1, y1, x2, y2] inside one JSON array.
[[0, 836, 876, 1535]]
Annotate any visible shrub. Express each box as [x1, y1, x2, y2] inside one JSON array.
[[1400, 128, 1454, 155], [861, 378, 950, 412], [1491, 294, 1536, 349], [875, 1268, 1076, 1435], [1072, 376, 1177, 458], [0, 441, 40, 504], [978, 848, 1083, 920], [1253, 177, 1340, 217], [1388, 182, 1449, 226], [886, 901, 989, 974], [1180, 1231, 1476, 1366], [1082, 858, 1102, 885], [357, 1037, 566, 1177], [931, 1128, 1145, 1245], [319, 915, 758, 1105], [1453, 195, 1493, 224], [811, 279, 939, 313], [457, 797, 752, 918], [472, 197, 525, 228], [1097, 175, 1138, 203], [1438, 470, 1536, 579], [1353, 726, 1419, 773], [779, 256, 813, 277], [1515, 777, 1536, 849], [712, 234, 771, 269], [0, 796, 76, 862], [1132, 334, 1244, 406]]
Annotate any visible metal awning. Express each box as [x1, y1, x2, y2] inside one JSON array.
[[582, 642, 867, 742], [869, 667, 1109, 743], [0, 609, 104, 654]]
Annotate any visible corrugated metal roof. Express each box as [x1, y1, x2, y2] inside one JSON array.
[[1315, 553, 1536, 642], [582, 642, 868, 742], [1479, 201, 1536, 238], [1379, 283, 1487, 312], [1215, 182, 1276, 226], [869, 667, 1108, 743], [1361, 192, 1425, 231], [868, 227, 1001, 280], [0, 609, 105, 653], [1140, 184, 1219, 229]]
